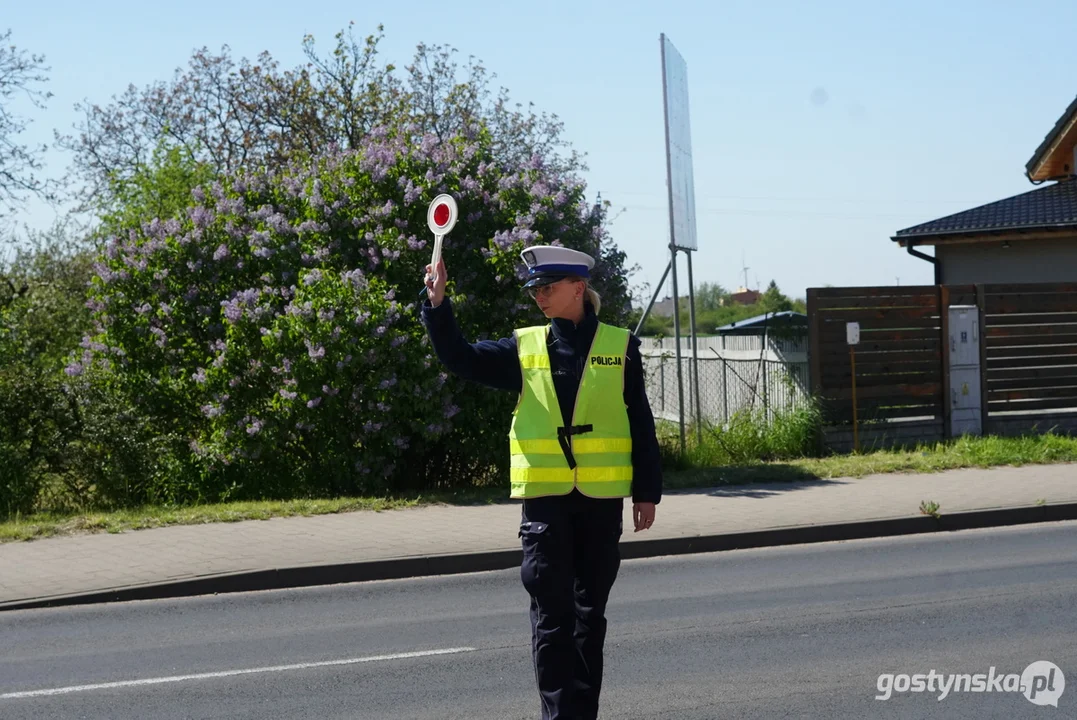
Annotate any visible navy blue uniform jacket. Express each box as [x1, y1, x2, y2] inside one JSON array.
[[421, 297, 663, 505]]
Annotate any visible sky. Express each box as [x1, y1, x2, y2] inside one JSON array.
[[5, 0, 1077, 304]]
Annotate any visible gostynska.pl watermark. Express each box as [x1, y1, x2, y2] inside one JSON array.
[[876, 661, 1065, 706]]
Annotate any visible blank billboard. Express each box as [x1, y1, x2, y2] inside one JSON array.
[[660, 34, 698, 252]]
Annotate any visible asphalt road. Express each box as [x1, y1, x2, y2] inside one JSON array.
[[2, 521, 1076, 719]]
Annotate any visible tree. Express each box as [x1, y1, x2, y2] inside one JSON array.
[[58, 24, 585, 217], [760, 279, 793, 313], [0, 29, 54, 218], [695, 281, 728, 312]]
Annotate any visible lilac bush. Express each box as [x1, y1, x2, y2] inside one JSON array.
[[78, 123, 630, 502]]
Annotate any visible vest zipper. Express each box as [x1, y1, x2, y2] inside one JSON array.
[[569, 323, 602, 489]]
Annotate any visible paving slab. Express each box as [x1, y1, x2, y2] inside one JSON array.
[[1, 463, 1075, 610]]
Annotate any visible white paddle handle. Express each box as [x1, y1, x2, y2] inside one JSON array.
[[428, 234, 444, 284]]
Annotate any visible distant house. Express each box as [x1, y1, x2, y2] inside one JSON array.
[[649, 295, 678, 317], [648, 286, 763, 316], [892, 95, 1077, 284], [727, 287, 761, 305]]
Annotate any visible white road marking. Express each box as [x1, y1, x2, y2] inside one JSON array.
[[1, 647, 478, 700]]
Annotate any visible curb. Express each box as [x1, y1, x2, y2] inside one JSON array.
[[4, 501, 1077, 612]]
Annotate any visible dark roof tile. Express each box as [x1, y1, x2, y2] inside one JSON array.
[[893, 179, 1077, 240]]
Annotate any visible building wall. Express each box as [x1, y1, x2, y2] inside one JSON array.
[[650, 296, 677, 317], [938, 238, 1077, 284]]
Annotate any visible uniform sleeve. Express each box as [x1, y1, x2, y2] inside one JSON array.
[[420, 296, 522, 393], [624, 334, 663, 505]]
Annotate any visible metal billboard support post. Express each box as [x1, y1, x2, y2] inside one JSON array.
[[686, 250, 701, 444], [668, 245, 686, 453]]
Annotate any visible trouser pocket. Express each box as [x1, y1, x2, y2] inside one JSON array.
[[519, 520, 551, 597]]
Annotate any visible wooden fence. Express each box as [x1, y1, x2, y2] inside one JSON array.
[[983, 283, 1077, 417], [807, 282, 1077, 451]]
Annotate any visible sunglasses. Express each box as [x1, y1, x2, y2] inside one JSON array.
[[526, 279, 576, 300]]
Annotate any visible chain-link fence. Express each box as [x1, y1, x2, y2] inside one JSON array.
[[639, 335, 810, 425]]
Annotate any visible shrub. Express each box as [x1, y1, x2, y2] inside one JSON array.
[[0, 226, 98, 516], [76, 124, 631, 504], [659, 401, 823, 470]]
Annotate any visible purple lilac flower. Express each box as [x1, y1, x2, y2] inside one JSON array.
[[64, 362, 84, 377], [221, 299, 243, 322], [280, 389, 297, 400], [191, 206, 216, 229], [307, 397, 322, 409], [305, 341, 325, 361]]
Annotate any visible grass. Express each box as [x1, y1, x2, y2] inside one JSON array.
[[3, 426, 1077, 544], [660, 427, 1077, 490], [0, 486, 511, 544]]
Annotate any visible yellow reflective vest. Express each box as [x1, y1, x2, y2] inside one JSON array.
[[508, 322, 633, 499]]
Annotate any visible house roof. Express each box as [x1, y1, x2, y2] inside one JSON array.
[[892, 178, 1077, 242], [1026, 95, 1077, 182], [715, 311, 807, 333]]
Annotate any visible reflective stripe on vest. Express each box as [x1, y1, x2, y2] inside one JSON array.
[[508, 322, 633, 499]]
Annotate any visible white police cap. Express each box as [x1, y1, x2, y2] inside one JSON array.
[[520, 245, 596, 289]]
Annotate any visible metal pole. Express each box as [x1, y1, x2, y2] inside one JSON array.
[[721, 334, 729, 424], [762, 324, 769, 422], [669, 247, 686, 453], [851, 345, 859, 453], [634, 259, 672, 337], [660, 33, 686, 454], [686, 250, 701, 444], [659, 337, 665, 413]]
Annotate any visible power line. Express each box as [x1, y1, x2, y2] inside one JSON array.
[[598, 189, 1000, 206], [606, 204, 931, 221]]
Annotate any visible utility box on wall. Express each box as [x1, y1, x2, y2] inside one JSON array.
[[948, 305, 982, 436]]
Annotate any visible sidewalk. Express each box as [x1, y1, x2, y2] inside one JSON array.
[[2, 463, 1077, 611]]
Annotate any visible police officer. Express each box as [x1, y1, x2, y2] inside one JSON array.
[[421, 245, 663, 720]]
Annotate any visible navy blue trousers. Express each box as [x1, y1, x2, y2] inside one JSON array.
[[519, 489, 624, 720]]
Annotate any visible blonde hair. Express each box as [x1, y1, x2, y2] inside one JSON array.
[[565, 275, 601, 316], [585, 285, 602, 316]]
